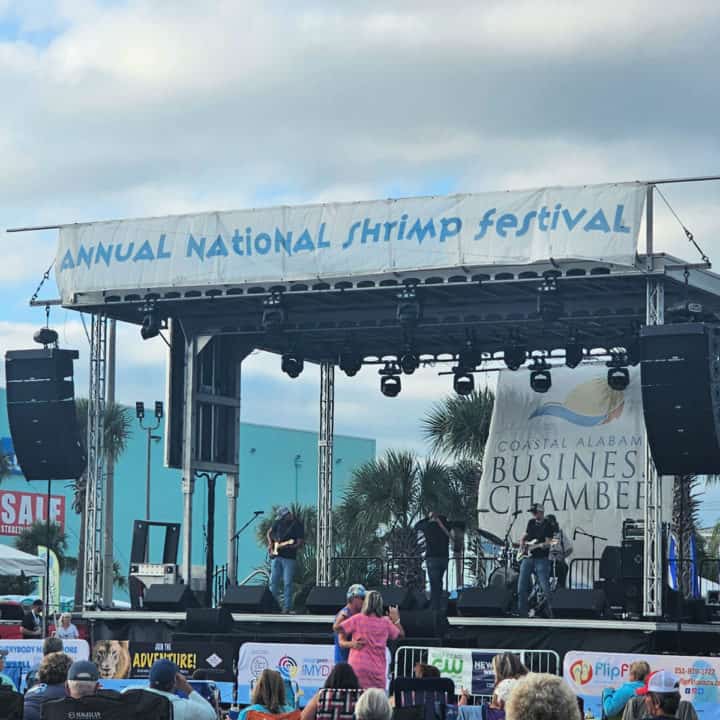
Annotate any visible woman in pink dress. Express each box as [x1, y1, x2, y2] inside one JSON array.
[[333, 590, 405, 689]]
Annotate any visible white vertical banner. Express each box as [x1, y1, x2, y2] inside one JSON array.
[[477, 365, 666, 559]]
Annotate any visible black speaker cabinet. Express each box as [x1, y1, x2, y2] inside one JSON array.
[[621, 540, 643, 579], [5, 348, 86, 480], [370, 587, 413, 610], [456, 587, 513, 617], [305, 586, 348, 614], [185, 607, 234, 633], [221, 585, 278, 613], [551, 589, 606, 619], [143, 583, 197, 611], [641, 323, 720, 474]]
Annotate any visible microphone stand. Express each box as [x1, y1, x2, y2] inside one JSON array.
[[574, 528, 607, 580], [503, 513, 521, 574], [231, 512, 264, 584]]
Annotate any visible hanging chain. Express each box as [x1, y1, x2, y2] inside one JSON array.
[[29, 260, 55, 329]]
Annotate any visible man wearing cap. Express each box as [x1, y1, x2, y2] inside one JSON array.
[[65, 660, 101, 699], [334, 585, 367, 663], [0, 648, 16, 690], [635, 670, 684, 720], [517, 503, 554, 618], [267, 506, 305, 613], [140, 658, 216, 720]]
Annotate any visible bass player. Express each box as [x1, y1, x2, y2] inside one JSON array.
[[267, 506, 305, 613], [517, 503, 554, 618]]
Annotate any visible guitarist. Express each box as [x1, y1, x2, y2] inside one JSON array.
[[267, 506, 305, 613], [517, 503, 554, 618]]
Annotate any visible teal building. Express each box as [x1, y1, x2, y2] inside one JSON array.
[[0, 389, 375, 600]]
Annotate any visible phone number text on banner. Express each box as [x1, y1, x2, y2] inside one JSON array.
[[564, 651, 720, 720]]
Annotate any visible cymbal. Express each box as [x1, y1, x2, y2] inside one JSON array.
[[477, 528, 505, 546]]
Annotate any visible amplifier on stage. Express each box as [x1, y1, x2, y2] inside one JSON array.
[[130, 563, 178, 600]]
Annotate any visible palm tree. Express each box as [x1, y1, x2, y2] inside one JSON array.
[[72, 399, 132, 609], [672, 474, 702, 597], [339, 450, 452, 590], [0, 521, 71, 596], [422, 388, 494, 462]]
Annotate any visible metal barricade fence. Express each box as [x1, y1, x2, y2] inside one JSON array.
[[393, 645, 560, 703], [568, 558, 601, 589]]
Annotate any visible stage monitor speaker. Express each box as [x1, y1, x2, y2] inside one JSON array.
[[371, 587, 413, 611], [185, 607, 234, 633], [551, 589, 606, 619], [143, 583, 197, 611], [5, 348, 86, 480], [599, 546, 622, 580], [305, 586, 348, 614], [621, 540, 643, 580], [640, 323, 720, 474], [221, 585, 278, 613], [456, 587, 513, 617]]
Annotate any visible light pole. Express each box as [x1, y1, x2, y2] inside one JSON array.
[[136, 401, 163, 522]]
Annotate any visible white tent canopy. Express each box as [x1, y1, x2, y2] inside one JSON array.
[[0, 544, 46, 577]]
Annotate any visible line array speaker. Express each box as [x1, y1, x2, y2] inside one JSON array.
[[640, 323, 720, 474], [5, 348, 86, 480]]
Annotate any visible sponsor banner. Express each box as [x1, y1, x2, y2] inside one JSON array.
[[478, 365, 669, 561], [237, 642, 392, 705], [428, 649, 503, 696], [0, 490, 65, 535], [0, 639, 88, 690], [36, 546, 61, 614], [90, 640, 234, 682], [564, 651, 720, 720], [55, 183, 645, 301]]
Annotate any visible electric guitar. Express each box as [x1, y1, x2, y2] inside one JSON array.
[[269, 539, 296, 557], [516, 538, 558, 562]]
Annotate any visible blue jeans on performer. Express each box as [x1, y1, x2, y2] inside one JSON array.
[[518, 556, 552, 616], [426, 557, 448, 611], [270, 557, 296, 612]]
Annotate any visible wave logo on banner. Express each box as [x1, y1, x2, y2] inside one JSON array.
[[278, 655, 299, 679], [530, 379, 625, 427]]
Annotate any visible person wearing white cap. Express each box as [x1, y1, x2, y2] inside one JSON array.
[[334, 584, 367, 663], [517, 503, 554, 618], [636, 670, 682, 720], [266, 506, 305, 613]]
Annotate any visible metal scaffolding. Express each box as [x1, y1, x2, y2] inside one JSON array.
[[643, 186, 665, 617], [316, 362, 335, 586], [84, 312, 107, 607]]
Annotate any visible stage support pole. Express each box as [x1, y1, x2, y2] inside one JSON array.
[[317, 362, 335, 586], [227, 357, 242, 585], [181, 335, 198, 588], [643, 184, 664, 618], [101, 319, 116, 607], [84, 312, 107, 608]]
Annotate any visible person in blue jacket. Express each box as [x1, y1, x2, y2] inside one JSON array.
[[602, 660, 651, 718]]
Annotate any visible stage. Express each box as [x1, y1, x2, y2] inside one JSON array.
[[83, 609, 720, 659]]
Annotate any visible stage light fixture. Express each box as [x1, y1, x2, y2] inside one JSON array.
[[339, 350, 363, 377], [135, 401, 145, 420], [503, 346, 527, 371], [537, 271, 563, 323], [154, 401, 164, 419], [565, 341, 583, 369], [529, 358, 552, 393], [608, 363, 630, 392], [261, 292, 286, 329], [453, 371, 475, 396], [458, 339, 479, 372], [140, 307, 162, 340], [396, 285, 421, 327], [379, 362, 402, 397], [281, 352, 304, 379], [399, 351, 419, 375]]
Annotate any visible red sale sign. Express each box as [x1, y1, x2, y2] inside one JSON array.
[[0, 491, 66, 535]]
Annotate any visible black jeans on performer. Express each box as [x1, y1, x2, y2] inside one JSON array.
[[426, 556, 448, 611]]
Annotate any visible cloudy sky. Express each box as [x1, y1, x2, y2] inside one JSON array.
[[1, 1, 719, 520]]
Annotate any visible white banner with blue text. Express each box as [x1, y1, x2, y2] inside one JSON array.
[[56, 183, 646, 300], [477, 364, 669, 563]]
